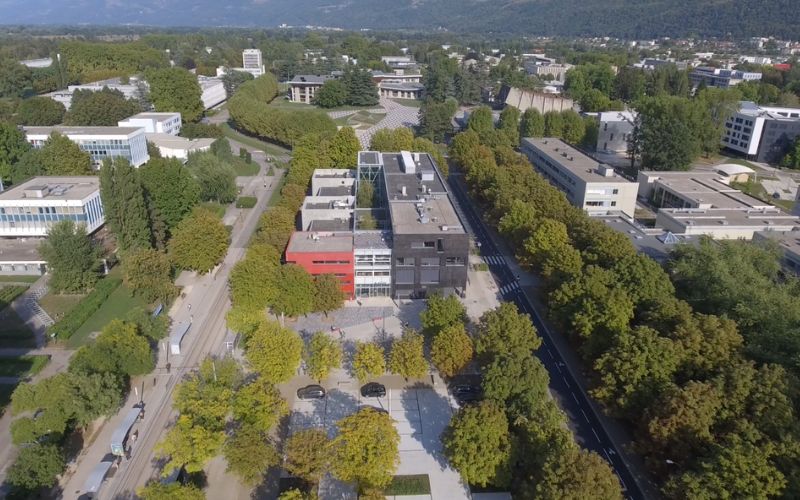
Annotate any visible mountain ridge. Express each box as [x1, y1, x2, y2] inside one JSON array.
[[0, 0, 797, 39]]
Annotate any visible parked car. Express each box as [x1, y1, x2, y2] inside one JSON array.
[[360, 382, 387, 398], [451, 384, 481, 404], [296, 384, 326, 400]]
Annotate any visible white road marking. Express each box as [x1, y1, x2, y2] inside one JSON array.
[[581, 409, 590, 423], [592, 427, 601, 442]]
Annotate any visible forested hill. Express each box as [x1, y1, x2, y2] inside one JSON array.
[[0, 0, 797, 39]]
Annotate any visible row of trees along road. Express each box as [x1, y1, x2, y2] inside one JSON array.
[[451, 111, 800, 498]]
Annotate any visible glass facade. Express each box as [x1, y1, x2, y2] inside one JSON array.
[[0, 196, 104, 235], [30, 132, 148, 168]]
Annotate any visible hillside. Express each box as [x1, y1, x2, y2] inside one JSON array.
[[0, 0, 797, 39]]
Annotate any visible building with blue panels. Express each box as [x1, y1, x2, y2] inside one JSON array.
[[23, 126, 149, 168], [0, 176, 104, 237]]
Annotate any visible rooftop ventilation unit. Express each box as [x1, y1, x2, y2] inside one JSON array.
[[400, 151, 416, 174], [420, 170, 434, 182]]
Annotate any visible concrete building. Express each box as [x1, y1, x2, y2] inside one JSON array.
[[689, 67, 762, 88], [285, 232, 355, 298], [754, 230, 800, 275], [45, 77, 145, 110], [596, 111, 637, 153], [0, 176, 104, 237], [118, 112, 182, 136], [145, 134, 213, 161], [498, 86, 574, 114], [638, 170, 800, 239], [524, 62, 573, 82], [722, 101, 800, 163], [288, 75, 335, 104], [381, 56, 416, 69], [23, 126, 149, 168], [197, 75, 226, 109], [521, 138, 638, 217], [378, 81, 424, 100]]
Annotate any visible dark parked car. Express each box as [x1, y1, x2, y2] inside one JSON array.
[[296, 384, 326, 400], [360, 382, 387, 398], [451, 384, 481, 404]]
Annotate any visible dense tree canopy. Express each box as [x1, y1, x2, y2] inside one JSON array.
[[330, 407, 400, 489], [38, 219, 98, 293], [16, 96, 65, 125], [65, 87, 141, 126], [146, 67, 204, 122], [168, 207, 229, 273]]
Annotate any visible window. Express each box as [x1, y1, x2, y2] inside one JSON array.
[[421, 257, 439, 267], [396, 269, 415, 284], [437, 239, 444, 252], [411, 241, 435, 249], [612, 189, 619, 194], [611, 201, 617, 207], [420, 268, 440, 284], [445, 257, 465, 266], [396, 257, 415, 267]]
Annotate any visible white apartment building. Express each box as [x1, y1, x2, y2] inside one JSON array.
[[118, 112, 182, 135], [0, 176, 105, 237], [242, 49, 265, 76], [722, 101, 800, 163], [596, 111, 637, 153], [23, 126, 149, 168], [521, 138, 637, 217], [524, 62, 573, 82]]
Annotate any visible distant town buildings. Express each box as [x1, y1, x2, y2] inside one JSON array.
[[217, 49, 266, 78], [689, 66, 762, 89], [118, 112, 182, 136], [521, 138, 638, 217], [0, 176, 104, 237], [23, 126, 149, 168], [638, 168, 800, 239], [722, 101, 800, 163]]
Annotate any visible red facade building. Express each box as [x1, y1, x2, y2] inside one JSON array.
[[284, 232, 355, 298]]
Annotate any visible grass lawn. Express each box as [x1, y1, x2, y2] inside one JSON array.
[[391, 98, 423, 108], [199, 201, 227, 218], [229, 156, 260, 176], [0, 275, 40, 284], [236, 196, 257, 208], [383, 475, 431, 495], [732, 180, 796, 212], [0, 310, 36, 348], [220, 122, 289, 157], [68, 283, 145, 348], [0, 285, 28, 310], [0, 355, 50, 378], [39, 292, 85, 321], [347, 110, 386, 127]]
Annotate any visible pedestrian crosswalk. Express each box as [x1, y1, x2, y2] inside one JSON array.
[[482, 255, 506, 266], [499, 281, 520, 295]]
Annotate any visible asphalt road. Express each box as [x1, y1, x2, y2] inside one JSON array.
[[447, 175, 645, 500]]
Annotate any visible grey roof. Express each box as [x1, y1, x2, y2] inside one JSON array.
[[289, 74, 333, 85], [309, 219, 352, 232], [317, 186, 354, 197], [354, 231, 392, 250], [23, 126, 143, 137], [522, 138, 633, 184], [286, 231, 354, 253], [0, 176, 100, 202], [0, 237, 45, 263]]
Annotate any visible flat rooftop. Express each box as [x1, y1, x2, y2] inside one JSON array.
[[659, 207, 800, 229], [145, 133, 214, 149], [289, 75, 333, 85], [649, 172, 771, 209], [522, 137, 633, 184], [354, 231, 392, 250], [24, 126, 143, 137], [390, 198, 465, 234], [755, 230, 800, 256], [286, 231, 353, 253], [0, 176, 100, 202], [309, 219, 351, 232], [123, 112, 180, 121], [317, 186, 353, 197], [0, 237, 45, 263]]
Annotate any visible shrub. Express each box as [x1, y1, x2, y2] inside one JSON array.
[[236, 196, 257, 208], [48, 277, 122, 339]]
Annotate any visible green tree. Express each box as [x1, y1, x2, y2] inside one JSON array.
[[100, 157, 152, 251], [284, 428, 330, 487], [245, 320, 303, 383], [420, 293, 467, 337], [474, 302, 541, 360], [232, 376, 288, 433], [498, 106, 521, 147], [157, 414, 226, 475], [16, 96, 65, 125], [352, 341, 386, 382], [146, 67, 204, 122], [306, 331, 343, 381], [38, 132, 92, 175], [578, 88, 613, 112], [561, 109, 586, 145], [0, 58, 32, 98], [138, 482, 205, 500], [168, 207, 228, 273], [467, 105, 494, 139], [696, 87, 742, 157], [6, 443, 65, 491], [327, 126, 360, 168], [278, 490, 306, 500], [221, 70, 255, 97], [411, 136, 448, 177], [357, 180, 376, 208], [186, 152, 237, 204], [444, 401, 511, 487], [782, 136, 800, 169], [431, 323, 474, 378], [482, 352, 550, 414], [330, 407, 400, 489], [314, 79, 348, 108], [522, 218, 583, 283], [139, 157, 201, 229], [69, 319, 154, 377], [543, 111, 565, 138], [0, 121, 30, 183], [342, 68, 379, 106], [253, 206, 296, 251], [65, 87, 140, 126], [224, 424, 280, 485], [520, 108, 545, 138], [369, 128, 414, 151], [389, 330, 428, 379], [535, 448, 623, 500], [38, 219, 98, 292], [273, 265, 315, 317], [418, 98, 457, 142], [229, 243, 281, 311], [634, 95, 700, 171]]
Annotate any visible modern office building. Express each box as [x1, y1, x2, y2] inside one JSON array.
[[524, 62, 573, 82], [521, 138, 638, 217], [241, 49, 266, 77], [288, 75, 335, 104], [144, 134, 213, 161], [638, 170, 800, 239], [689, 67, 762, 88], [377, 81, 424, 100], [0, 176, 105, 237], [722, 101, 800, 163], [23, 126, 149, 168], [285, 152, 469, 299], [118, 112, 182, 135], [595, 111, 637, 153]]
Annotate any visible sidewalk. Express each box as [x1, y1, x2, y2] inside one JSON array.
[[8, 273, 53, 347]]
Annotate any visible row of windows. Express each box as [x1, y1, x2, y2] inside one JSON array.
[[410, 239, 445, 251], [395, 256, 466, 267], [585, 200, 617, 207], [311, 260, 351, 265]]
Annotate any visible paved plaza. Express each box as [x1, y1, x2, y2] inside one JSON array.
[[327, 97, 420, 148]]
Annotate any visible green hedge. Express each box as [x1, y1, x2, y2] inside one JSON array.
[[236, 196, 257, 209], [49, 277, 122, 340]]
